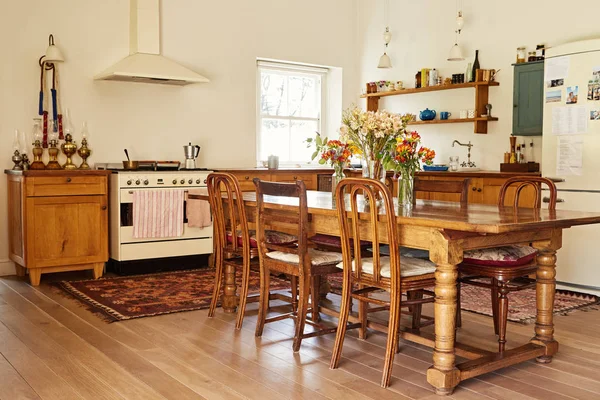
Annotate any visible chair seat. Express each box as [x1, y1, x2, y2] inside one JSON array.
[[374, 245, 430, 260], [227, 230, 297, 248], [335, 256, 436, 278], [463, 245, 537, 267], [309, 234, 370, 249], [266, 248, 343, 266]]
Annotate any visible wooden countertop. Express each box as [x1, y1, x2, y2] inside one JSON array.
[[210, 167, 541, 179], [4, 169, 112, 177]]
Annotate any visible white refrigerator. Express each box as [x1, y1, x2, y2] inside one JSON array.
[[542, 38, 600, 295]]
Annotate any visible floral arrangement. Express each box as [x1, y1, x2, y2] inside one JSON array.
[[339, 106, 413, 181], [306, 135, 352, 173], [390, 130, 436, 175]]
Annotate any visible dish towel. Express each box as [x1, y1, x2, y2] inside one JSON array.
[[133, 190, 185, 238], [186, 189, 212, 228]]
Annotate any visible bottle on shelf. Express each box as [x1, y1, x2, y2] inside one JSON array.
[[515, 144, 522, 164], [466, 62, 472, 83], [471, 50, 480, 82], [529, 140, 535, 162], [521, 141, 527, 163], [415, 71, 421, 88], [536, 44, 546, 61]]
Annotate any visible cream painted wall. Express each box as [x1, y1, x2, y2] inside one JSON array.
[[357, 0, 600, 170], [0, 0, 360, 275]]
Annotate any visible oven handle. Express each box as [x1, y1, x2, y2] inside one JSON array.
[[127, 190, 193, 195]]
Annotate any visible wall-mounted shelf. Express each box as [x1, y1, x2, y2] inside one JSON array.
[[362, 81, 500, 134]]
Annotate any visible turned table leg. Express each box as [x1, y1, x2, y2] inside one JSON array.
[[534, 248, 559, 363], [221, 263, 238, 313]]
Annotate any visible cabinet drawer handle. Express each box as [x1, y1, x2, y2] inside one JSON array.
[[477, 188, 482, 192], [66, 177, 72, 183], [472, 187, 477, 191], [245, 176, 250, 180], [101, 205, 107, 210], [293, 176, 298, 180]]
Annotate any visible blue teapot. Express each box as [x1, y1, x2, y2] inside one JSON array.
[[419, 108, 436, 121]]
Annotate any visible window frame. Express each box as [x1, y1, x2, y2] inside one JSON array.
[[256, 60, 328, 166]]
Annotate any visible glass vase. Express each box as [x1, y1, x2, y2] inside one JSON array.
[[331, 165, 346, 201], [397, 170, 414, 208], [362, 155, 386, 206]]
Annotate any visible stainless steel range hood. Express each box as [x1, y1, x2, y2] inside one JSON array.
[[94, 0, 209, 86]]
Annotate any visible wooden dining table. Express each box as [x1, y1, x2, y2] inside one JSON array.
[[190, 189, 600, 395]]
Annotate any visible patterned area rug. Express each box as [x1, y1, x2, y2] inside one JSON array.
[[57, 268, 290, 322], [326, 273, 599, 324]]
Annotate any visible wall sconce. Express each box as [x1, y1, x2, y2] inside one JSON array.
[[40, 34, 64, 65]]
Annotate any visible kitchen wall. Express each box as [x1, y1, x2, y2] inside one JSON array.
[[0, 0, 360, 275], [357, 0, 600, 170]]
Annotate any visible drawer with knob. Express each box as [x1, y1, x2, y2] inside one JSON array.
[[26, 175, 107, 197]]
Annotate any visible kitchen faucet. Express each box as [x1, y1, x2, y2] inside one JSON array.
[[452, 140, 476, 168]]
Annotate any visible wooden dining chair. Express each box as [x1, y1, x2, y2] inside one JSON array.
[[330, 178, 437, 388], [253, 178, 344, 352], [457, 176, 557, 352], [206, 172, 296, 330]]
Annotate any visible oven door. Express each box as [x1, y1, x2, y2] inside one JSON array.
[[118, 188, 212, 244]]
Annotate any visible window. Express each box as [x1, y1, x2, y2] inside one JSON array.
[[257, 61, 327, 164]]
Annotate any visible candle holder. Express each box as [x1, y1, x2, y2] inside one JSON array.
[[61, 133, 78, 170], [30, 140, 46, 170], [11, 150, 23, 170], [46, 139, 62, 170], [77, 138, 91, 170], [21, 154, 30, 171]]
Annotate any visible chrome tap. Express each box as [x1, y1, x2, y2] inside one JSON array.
[[452, 140, 476, 167]]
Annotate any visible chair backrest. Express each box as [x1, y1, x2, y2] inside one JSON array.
[[413, 177, 470, 205], [253, 179, 307, 266], [498, 176, 557, 210], [206, 172, 251, 257], [335, 178, 399, 290]]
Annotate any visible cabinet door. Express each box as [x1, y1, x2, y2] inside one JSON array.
[[272, 172, 317, 190], [231, 172, 271, 191], [512, 62, 544, 136], [480, 178, 537, 207], [26, 195, 108, 268]]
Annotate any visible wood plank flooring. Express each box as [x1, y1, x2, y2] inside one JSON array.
[[0, 273, 599, 400]]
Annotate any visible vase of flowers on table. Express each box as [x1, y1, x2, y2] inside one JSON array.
[[387, 130, 435, 208], [306, 135, 352, 200]]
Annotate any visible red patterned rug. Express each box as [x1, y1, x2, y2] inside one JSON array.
[[326, 273, 599, 324], [57, 268, 290, 322]]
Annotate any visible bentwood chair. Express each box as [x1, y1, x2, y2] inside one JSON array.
[[253, 178, 343, 352], [330, 178, 437, 388], [457, 177, 558, 352], [206, 173, 296, 329]]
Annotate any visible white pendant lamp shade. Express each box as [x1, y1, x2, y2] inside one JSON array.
[[448, 43, 464, 61], [378, 53, 392, 68], [44, 34, 64, 63]]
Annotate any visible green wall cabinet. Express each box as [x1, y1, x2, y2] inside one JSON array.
[[512, 61, 544, 136]]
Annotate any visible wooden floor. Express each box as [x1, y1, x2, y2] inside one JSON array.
[[1, 273, 600, 400]]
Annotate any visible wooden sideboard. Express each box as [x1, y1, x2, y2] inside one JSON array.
[[216, 168, 541, 206], [5, 170, 110, 285]]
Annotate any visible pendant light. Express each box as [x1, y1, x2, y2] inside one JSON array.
[[448, 1, 465, 61], [377, 0, 392, 68]]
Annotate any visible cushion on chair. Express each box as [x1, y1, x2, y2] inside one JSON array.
[[335, 256, 436, 278], [374, 245, 430, 260], [463, 245, 537, 267], [226, 230, 297, 248], [265, 248, 343, 266], [309, 234, 370, 249]]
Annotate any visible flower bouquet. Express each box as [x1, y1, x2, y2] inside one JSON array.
[[306, 135, 353, 198]]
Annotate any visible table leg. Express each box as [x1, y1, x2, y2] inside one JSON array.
[[533, 248, 558, 363], [221, 263, 238, 313]]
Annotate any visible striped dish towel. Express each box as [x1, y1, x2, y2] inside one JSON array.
[[133, 190, 185, 238]]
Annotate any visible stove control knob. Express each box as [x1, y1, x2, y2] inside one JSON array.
[[188, 179, 193, 184], [143, 179, 149, 186], [172, 179, 177, 185], [135, 179, 141, 185], [196, 179, 201, 184], [126, 180, 132, 186], [180, 179, 185, 184]]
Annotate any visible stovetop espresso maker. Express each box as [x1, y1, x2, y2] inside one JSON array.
[[183, 143, 201, 169]]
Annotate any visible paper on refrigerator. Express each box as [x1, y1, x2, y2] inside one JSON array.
[[545, 56, 570, 81], [557, 136, 584, 176], [552, 106, 588, 135]]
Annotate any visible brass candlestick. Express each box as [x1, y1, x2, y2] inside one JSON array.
[[61, 133, 78, 170], [77, 138, 91, 170], [46, 139, 62, 170], [30, 140, 46, 170]]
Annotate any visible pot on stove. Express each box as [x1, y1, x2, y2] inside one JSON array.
[[184, 143, 201, 169]]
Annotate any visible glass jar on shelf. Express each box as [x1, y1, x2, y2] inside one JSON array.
[[516, 47, 526, 63], [449, 156, 460, 172], [528, 52, 537, 62]]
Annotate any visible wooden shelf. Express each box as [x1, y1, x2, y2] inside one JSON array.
[[361, 81, 499, 99], [362, 80, 500, 134], [409, 117, 499, 126]]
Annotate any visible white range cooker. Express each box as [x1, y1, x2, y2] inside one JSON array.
[[96, 162, 213, 271]]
